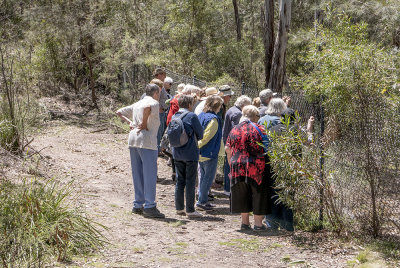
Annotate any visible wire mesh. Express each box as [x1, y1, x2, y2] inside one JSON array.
[[120, 65, 400, 237]]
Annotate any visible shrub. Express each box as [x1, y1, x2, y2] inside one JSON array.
[[0, 179, 107, 266], [266, 116, 323, 231], [293, 12, 400, 237]]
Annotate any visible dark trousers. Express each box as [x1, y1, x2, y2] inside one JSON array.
[[266, 187, 294, 231], [264, 160, 294, 231], [223, 154, 230, 192], [174, 160, 198, 213]]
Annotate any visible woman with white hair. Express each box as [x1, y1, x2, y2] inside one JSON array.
[[176, 83, 186, 94], [221, 95, 252, 195], [258, 98, 287, 129], [225, 105, 269, 231]]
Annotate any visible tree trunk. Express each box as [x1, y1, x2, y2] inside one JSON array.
[[261, 0, 274, 88], [268, 0, 291, 93], [82, 46, 97, 108], [232, 0, 241, 41]]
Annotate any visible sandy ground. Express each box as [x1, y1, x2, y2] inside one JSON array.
[[22, 109, 364, 268]]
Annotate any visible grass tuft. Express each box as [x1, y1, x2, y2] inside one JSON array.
[[0, 178, 107, 266]]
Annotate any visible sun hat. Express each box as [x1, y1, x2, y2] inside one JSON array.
[[259, 88, 278, 100], [153, 67, 166, 77], [164, 77, 173, 84], [219, 85, 234, 96], [205, 87, 222, 96]]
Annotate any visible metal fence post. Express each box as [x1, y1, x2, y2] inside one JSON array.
[[242, 82, 245, 95], [319, 95, 325, 228], [193, 75, 196, 86]]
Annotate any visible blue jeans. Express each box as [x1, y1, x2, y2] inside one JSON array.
[[175, 160, 198, 213], [223, 154, 230, 192], [197, 157, 219, 205], [129, 147, 158, 209], [157, 112, 166, 151]]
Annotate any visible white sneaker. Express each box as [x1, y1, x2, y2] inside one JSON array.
[[187, 211, 202, 218], [223, 191, 230, 196], [176, 210, 186, 216]]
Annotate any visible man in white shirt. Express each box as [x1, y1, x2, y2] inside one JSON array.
[[116, 83, 165, 218]]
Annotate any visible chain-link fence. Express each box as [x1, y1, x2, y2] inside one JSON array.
[[323, 96, 400, 237], [120, 65, 400, 238]]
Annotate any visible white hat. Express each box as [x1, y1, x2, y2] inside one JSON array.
[[164, 77, 173, 84]]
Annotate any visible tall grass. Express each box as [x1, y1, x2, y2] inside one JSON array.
[[0, 178, 107, 267], [0, 119, 17, 150]]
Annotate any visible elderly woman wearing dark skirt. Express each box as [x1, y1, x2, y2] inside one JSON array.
[[225, 105, 269, 231]]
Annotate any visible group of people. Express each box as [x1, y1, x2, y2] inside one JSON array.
[[116, 68, 314, 231]]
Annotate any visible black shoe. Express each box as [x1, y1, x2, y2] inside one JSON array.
[[196, 203, 214, 211], [143, 207, 165, 218], [132, 207, 143, 215], [240, 223, 252, 231], [254, 224, 268, 232]]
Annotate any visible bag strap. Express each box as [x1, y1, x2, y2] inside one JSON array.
[[178, 111, 190, 120], [177, 111, 191, 136], [248, 121, 264, 137]]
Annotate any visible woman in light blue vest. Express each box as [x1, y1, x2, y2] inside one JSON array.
[[196, 96, 224, 211]]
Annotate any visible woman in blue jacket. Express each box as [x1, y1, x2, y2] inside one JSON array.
[[171, 95, 204, 218]]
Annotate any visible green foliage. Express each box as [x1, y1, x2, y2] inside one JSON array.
[[0, 179, 107, 266], [267, 115, 321, 230], [0, 43, 44, 152], [293, 12, 400, 236], [211, 73, 240, 89], [301, 13, 399, 108]]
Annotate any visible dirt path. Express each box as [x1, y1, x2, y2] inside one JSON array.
[[31, 120, 358, 268]]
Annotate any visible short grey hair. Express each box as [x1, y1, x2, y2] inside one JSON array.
[[177, 83, 186, 93], [182, 84, 195, 95], [145, 83, 160, 97], [190, 86, 201, 95], [259, 89, 273, 104], [234, 95, 252, 108], [266, 98, 287, 116], [178, 94, 194, 109], [239, 105, 260, 123]]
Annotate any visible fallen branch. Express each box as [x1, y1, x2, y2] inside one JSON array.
[[391, 219, 400, 232], [90, 128, 108, 133], [23, 137, 34, 151], [25, 145, 52, 164]]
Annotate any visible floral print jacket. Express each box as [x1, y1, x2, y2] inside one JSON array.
[[226, 121, 266, 185]]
